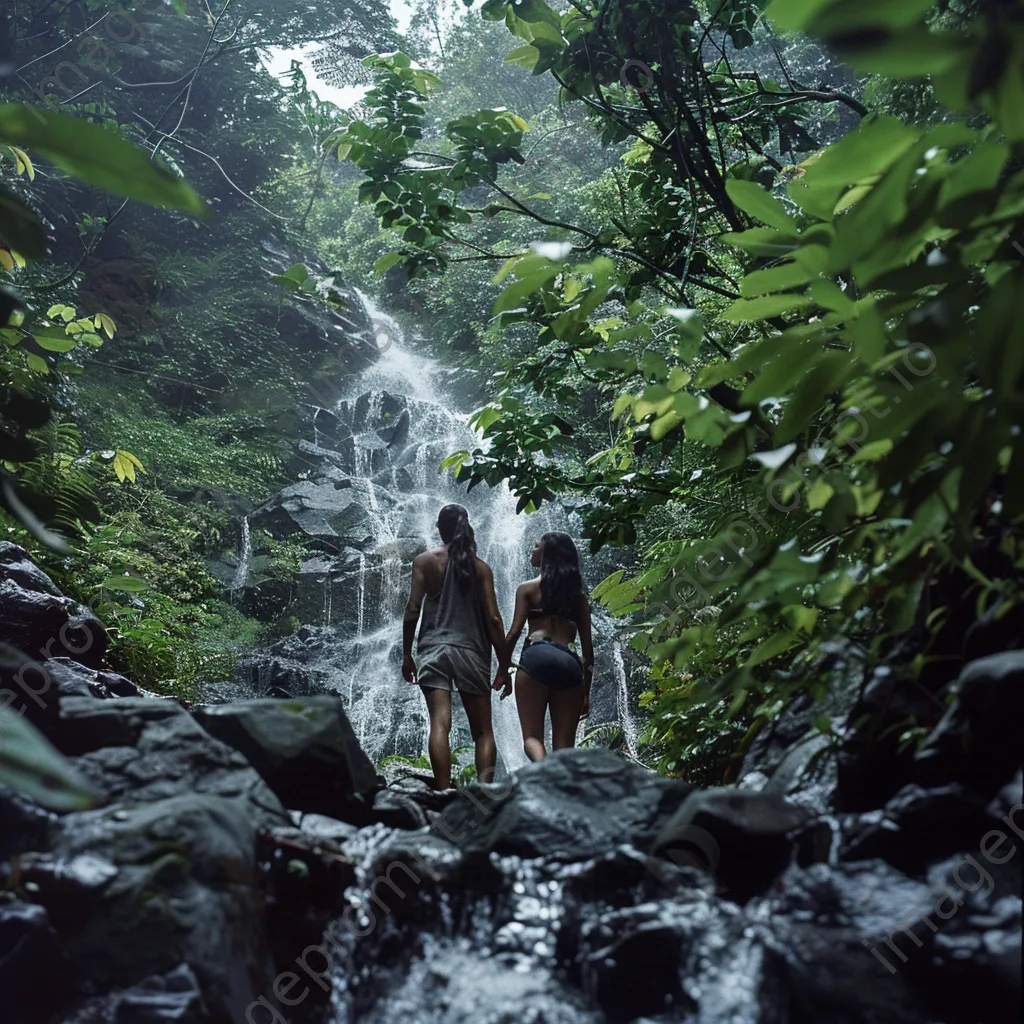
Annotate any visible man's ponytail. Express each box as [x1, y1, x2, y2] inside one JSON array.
[[437, 504, 477, 590]]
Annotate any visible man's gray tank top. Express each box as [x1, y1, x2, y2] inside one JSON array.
[[417, 558, 490, 659]]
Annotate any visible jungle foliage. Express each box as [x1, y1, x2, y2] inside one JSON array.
[[4, 0, 1023, 784], [331, 0, 1024, 775]]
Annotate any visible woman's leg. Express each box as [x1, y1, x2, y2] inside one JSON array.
[[459, 690, 496, 783], [515, 669, 549, 761], [549, 684, 585, 751], [421, 685, 453, 789]]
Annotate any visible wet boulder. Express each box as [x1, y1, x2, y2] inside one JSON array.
[[0, 899, 61, 1024], [370, 786, 428, 830], [56, 695, 288, 827], [654, 787, 812, 900], [432, 748, 693, 862], [1, 644, 60, 736], [191, 697, 380, 823], [0, 545, 108, 668], [840, 782, 1004, 876], [43, 793, 274, 1023], [56, 964, 209, 1023], [763, 859, 947, 1024], [250, 480, 378, 548], [47, 657, 142, 700], [914, 650, 1024, 797]]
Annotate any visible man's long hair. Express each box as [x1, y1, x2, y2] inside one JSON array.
[[539, 531, 584, 621], [438, 504, 476, 590]]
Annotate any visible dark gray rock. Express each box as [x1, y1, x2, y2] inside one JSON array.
[[1, 643, 60, 735], [49, 793, 274, 1023], [654, 787, 812, 900], [47, 658, 142, 700], [0, 898, 61, 1024], [0, 546, 108, 667], [60, 602, 108, 669], [915, 650, 1024, 797], [762, 859, 946, 1024], [574, 901, 699, 1023], [250, 480, 378, 547], [57, 697, 287, 826], [837, 664, 943, 811], [57, 963, 209, 1023], [370, 787, 428, 830], [0, 787, 54, 861], [921, 848, 1021, 1023], [191, 697, 379, 822], [432, 748, 693, 862], [0, 541, 63, 596], [840, 783, 1003, 876], [0, 580, 67, 665]]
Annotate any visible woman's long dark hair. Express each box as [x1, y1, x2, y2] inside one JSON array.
[[438, 504, 477, 590], [539, 531, 584, 621]]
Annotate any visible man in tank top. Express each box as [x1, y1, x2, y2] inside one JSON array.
[[402, 504, 510, 789]]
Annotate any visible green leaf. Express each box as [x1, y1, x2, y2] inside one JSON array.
[[0, 105, 207, 217], [31, 331, 78, 352], [801, 116, 919, 191], [0, 711, 98, 810], [100, 574, 150, 593], [726, 179, 797, 231], [746, 629, 796, 667], [722, 293, 812, 322], [505, 45, 541, 70], [721, 227, 801, 257], [374, 252, 403, 276], [740, 262, 814, 297]]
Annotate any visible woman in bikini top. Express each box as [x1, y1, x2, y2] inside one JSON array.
[[502, 531, 594, 761]]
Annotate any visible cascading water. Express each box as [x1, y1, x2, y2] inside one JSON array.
[[229, 515, 252, 593], [613, 643, 640, 759], [245, 294, 636, 776]]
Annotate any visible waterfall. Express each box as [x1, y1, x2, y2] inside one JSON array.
[[229, 516, 251, 592], [613, 643, 640, 759], [257, 292, 628, 777]]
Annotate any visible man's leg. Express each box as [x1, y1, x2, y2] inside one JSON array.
[[515, 670, 548, 761], [421, 685, 453, 789], [459, 691, 496, 783]]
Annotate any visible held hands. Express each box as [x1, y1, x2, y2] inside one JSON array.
[[492, 670, 513, 700], [401, 654, 418, 685]]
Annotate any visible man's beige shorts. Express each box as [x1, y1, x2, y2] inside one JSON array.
[[417, 645, 491, 696]]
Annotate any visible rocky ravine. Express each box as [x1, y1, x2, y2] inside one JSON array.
[[0, 541, 1020, 1024]]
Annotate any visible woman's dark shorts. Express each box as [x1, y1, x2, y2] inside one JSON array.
[[518, 637, 583, 690]]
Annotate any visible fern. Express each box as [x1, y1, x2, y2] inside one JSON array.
[[16, 420, 99, 528]]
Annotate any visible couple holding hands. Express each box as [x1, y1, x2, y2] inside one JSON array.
[[402, 504, 594, 790]]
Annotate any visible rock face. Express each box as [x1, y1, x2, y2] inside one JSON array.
[[654, 787, 812, 900], [0, 543, 108, 668], [1, 547, 1020, 1024], [434, 748, 693, 862], [191, 696, 381, 823]]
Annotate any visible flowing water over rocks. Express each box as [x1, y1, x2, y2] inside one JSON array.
[[0, 540, 1020, 1024]]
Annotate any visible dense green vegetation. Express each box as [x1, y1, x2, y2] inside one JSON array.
[[3, 0, 1023, 784]]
